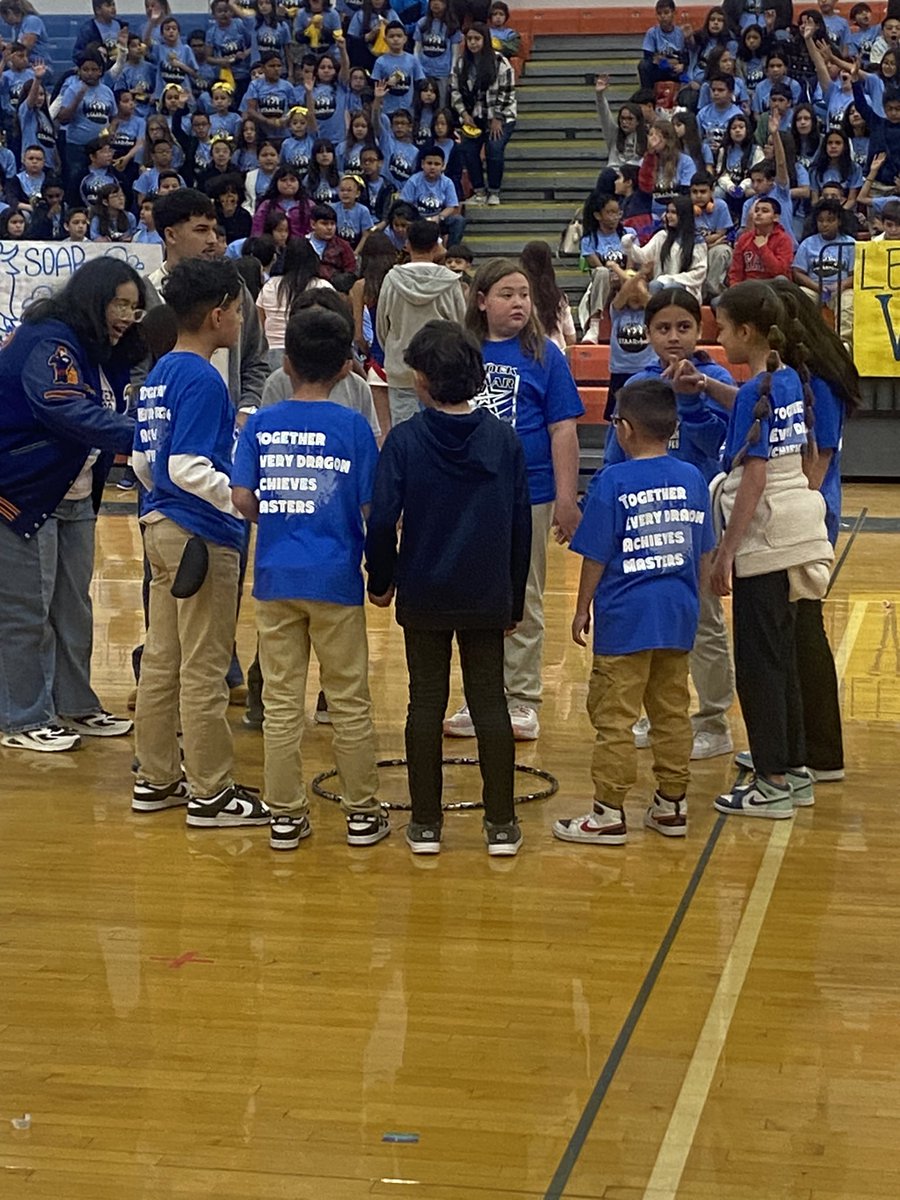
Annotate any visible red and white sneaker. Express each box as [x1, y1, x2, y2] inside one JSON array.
[[644, 790, 688, 838], [552, 804, 627, 845]]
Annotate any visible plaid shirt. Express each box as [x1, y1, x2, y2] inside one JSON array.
[[451, 54, 517, 124]]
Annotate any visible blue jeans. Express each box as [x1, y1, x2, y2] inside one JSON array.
[[460, 120, 515, 193], [0, 497, 101, 733]]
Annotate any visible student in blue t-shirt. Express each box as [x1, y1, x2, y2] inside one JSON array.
[[690, 171, 735, 299], [598, 287, 735, 761], [371, 20, 425, 113], [553, 377, 714, 848], [606, 266, 655, 406], [696, 74, 743, 146], [577, 192, 629, 343], [399, 143, 465, 244], [365, 320, 531, 857], [792, 197, 856, 335], [638, 0, 689, 90], [739, 120, 796, 243], [767, 277, 861, 784], [55, 51, 117, 195], [711, 281, 833, 820], [231, 307, 388, 853], [414, 0, 462, 107], [373, 81, 420, 184], [443, 259, 583, 743], [336, 172, 375, 248], [131, 257, 269, 832]]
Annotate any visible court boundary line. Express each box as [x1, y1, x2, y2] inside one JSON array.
[[826, 506, 868, 598], [542, 814, 726, 1200]]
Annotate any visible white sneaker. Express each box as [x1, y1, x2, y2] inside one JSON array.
[[553, 804, 627, 845], [786, 768, 815, 808], [509, 704, 539, 740], [1, 724, 81, 753], [808, 766, 844, 782], [633, 716, 651, 748], [691, 730, 733, 760], [467, 190, 487, 205], [487, 191, 501, 205], [644, 791, 688, 837], [580, 319, 601, 344], [443, 703, 475, 737], [63, 710, 133, 738]]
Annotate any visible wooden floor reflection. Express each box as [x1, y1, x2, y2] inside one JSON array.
[[1, 483, 898, 1200]]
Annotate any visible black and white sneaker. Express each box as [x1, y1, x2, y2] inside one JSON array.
[[132, 776, 191, 813], [406, 820, 442, 855], [346, 809, 390, 846], [1, 724, 81, 753], [269, 813, 312, 850], [186, 784, 270, 828], [63, 710, 133, 738], [484, 819, 523, 857]]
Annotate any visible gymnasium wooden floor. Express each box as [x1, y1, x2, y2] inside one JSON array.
[[1, 481, 897, 1200]]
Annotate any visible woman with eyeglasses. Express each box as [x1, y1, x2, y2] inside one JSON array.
[[0, 257, 146, 753]]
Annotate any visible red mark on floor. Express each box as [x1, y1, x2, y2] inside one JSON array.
[[150, 951, 214, 969]]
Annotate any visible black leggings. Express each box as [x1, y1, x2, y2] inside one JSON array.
[[403, 626, 515, 825], [795, 598, 843, 772], [733, 570, 806, 779]]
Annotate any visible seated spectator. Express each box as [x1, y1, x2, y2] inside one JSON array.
[[809, 129, 864, 205], [594, 74, 647, 176], [307, 201, 358, 279], [728, 194, 794, 282], [690, 171, 734, 299], [638, 0, 689, 90], [578, 192, 628, 342], [400, 144, 465, 245], [792, 196, 856, 336], [697, 73, 744, 146], [638, 118, 696, 215], [622, 194, 709, 301]]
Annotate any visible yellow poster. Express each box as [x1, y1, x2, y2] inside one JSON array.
[[853, 241, 900, 377]]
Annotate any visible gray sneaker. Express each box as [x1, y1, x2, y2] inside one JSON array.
[[406, 820, 442, 855], [483, 819, 522, 857]]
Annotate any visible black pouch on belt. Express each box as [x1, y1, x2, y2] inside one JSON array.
[[171, 535, 209, 599]]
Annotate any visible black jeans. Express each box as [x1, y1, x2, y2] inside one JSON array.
[[795, 598, 844, 771], [403, 627, 515, 825], [733, 571, 806, 779]]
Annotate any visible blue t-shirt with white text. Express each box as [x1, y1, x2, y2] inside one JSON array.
[[722, 366, 807, 472], [571, 456, 714, 655], [232, 400, 378, 604]]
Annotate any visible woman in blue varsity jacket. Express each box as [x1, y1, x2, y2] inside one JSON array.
[[0, 257, 145, 752]]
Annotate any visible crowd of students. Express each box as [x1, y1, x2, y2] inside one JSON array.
[[0, 0, 522, 254], [579, 0, 900, 350]]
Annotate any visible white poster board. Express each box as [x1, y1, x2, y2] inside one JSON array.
[[0, 241, 164, 338]]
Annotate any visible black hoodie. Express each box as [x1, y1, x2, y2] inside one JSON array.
[[365, 406, 532, 630]]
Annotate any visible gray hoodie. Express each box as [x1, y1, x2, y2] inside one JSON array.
[[376, 262, 467, 388]]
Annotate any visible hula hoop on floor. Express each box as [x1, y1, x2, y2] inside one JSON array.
[[311, 756, 559, 812]]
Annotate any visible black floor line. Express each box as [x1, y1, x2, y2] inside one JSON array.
[[543, 815, 727, 1200], [827, 506, 868, 598]]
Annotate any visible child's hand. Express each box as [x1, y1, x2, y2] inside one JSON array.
[[374, 79, 388, 99], [868, 151, 887, 177], [553, 498, 581, 544], [594, 73, 609, 92], [671, 359, 706, 394], [571, 609, 591, 647], [710, 545, 733, 597], [768, 111, 781, 137]]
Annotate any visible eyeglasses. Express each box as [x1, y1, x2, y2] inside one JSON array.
[[108, 299, 145, 322], [609, 414, 629, 428]]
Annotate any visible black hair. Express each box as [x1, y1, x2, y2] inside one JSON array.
[[139, 303, 179, 365], [92, 181, 130, 237], [419, 143, 446, 161], [791, 103, 823, 162], [153, 186, 215, 237], [709, 71, 735, 90], [810, 127, 854, 192], [407, 218, 440, 251], [768, 81, 792, 100], [205, 171, 245, 200], [156, 169, 182, 189], [445, 241, 474, 261], [715, 112, 756, 179], [630, 87, 656, 107], [161, 257, 242, 331], [840, 102, 868, 141], [260, 163, 307, 206], [690, 170, 714, 188], [737, 23, 765, 59], [284, 307, 351, 382], [23, 256, 146, 367], [849, 2, 871, 16], [613, 102, 648, 157], [673, 110, 708, 174], [307, 138, 340, 192], [404, 319, 485, 404], [767, 277, 861, 412], [388, 200, 418, 226], [276, 236, 323, 311], [660, 194, 698, 274], [644, 286, 701, 327], [456, 21, 499, 105], [581, 189, 621, 237], [288, 285, 354, 336], [616, 377, 678, 441], [311, 202, 337, 221], [753, 194, 782, 214], [655, 0, 675, 12], [385, 19, 405, 32], [881, 199, 900, 223], [245, 233, 277, 271]]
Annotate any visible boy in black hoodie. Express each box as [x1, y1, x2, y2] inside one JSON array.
[[365, 320, 532, 857]]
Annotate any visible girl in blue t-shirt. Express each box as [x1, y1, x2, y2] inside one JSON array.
[[841, 104, 870, 173], [412, 76, 439, 146], [336, 173, 375, 247], [305, 137, 342, 201], [414, 0, 461, 106], [736, 24, 766, 96], [337, 109, 377, 172], [641, 119, 696, 216], [310, 46, 351, 143], [808, 128, 864, 203], [714, 113, 763, 213], [577, 192, 628, 342], [711, 280, 831, 819], [767, 277, 861, 782], [444, 258, 584, 742]]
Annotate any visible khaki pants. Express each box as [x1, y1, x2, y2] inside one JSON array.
[[800, 286, 854, 344], [587, 649, 692, 808], [135, 517, 239, 797], [705, 243, 733, 300], [256, 597, 379, 816], [504, 501, 554, 709], [577, 266, 611, 331], [689, 588, 735, 735]]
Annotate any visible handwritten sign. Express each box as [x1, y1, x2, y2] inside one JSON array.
[[853, 241, 900, 377], [0, 240, 164, 337]]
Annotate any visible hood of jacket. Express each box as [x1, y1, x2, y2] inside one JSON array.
[[409, 406, 501, 479], [386, 261, 463, 305]]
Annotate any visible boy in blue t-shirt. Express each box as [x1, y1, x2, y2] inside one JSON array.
[[132, 257, 269, 831], [371, 21, 424, 114], [792, 196, 856, 337], [553, 378, 715, 847], [231, 307, 388, 853], [638, 0, 689, 90], [400, 144, 465, 245]]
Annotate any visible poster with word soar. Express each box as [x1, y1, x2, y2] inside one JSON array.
[[853, 241, 900, 377], [0, 240, 164, 338]]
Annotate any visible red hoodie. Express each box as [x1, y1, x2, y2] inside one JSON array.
[[728, 223, 795, 284]]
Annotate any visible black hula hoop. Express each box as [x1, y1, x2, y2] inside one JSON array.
[[311, 756, 559, 812]]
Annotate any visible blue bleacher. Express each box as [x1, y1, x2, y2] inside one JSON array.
[[20, 12, 209, 68]]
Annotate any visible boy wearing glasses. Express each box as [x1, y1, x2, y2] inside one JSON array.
[[131, 257, 269, 831], [553, 379, 714, 848]]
